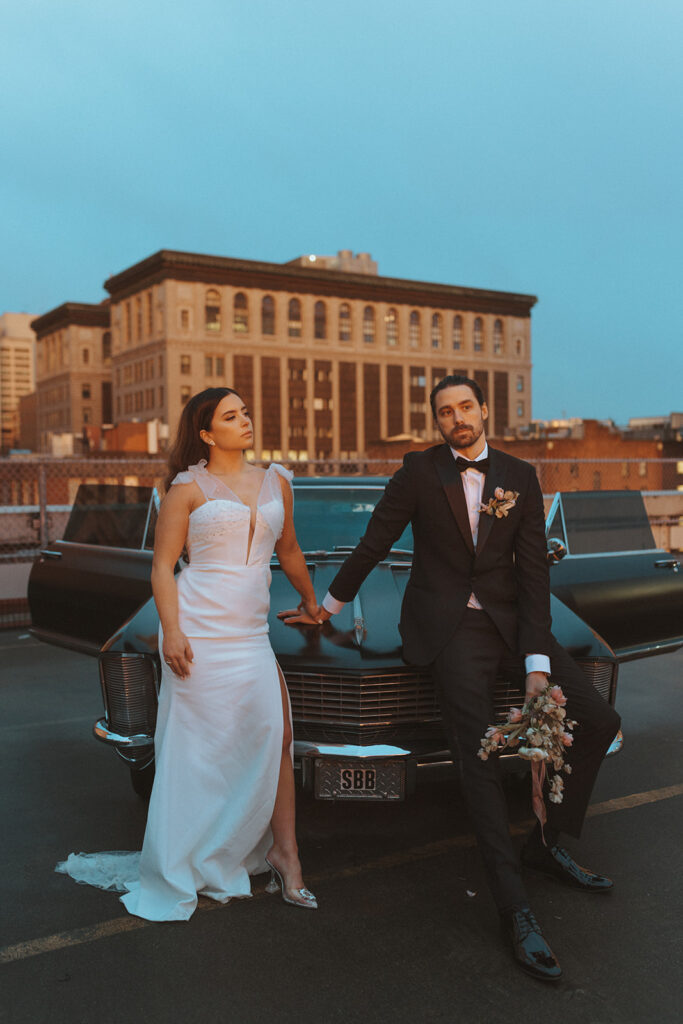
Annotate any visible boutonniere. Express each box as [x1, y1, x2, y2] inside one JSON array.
[[479, 487, 519, 518]]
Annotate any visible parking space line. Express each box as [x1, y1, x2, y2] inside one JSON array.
[[585, 783, 683, 817], [2, 780, 682, 965]]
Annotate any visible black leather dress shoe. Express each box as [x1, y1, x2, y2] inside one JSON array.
[[522, 843, 613, 892], [502, 907, 562, 982]]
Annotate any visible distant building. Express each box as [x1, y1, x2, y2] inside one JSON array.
[[102, 248, 536, 459], [31, 302, 111, 454], [17, 390, 38, 451], [368, 418, 683, 491], [625, 413, 683, 441], [0, 313, 37, 453]]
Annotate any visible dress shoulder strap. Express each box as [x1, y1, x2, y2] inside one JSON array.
[[170, 469, 196, 486], [268, 463, 294, 484], [264, 463, 293, 507], [170, 460, 217, 499]]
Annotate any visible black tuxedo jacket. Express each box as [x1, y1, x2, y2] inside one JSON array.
[[329, 443, 553, 666]]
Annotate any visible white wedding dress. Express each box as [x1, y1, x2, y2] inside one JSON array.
[[56, 461, 293, 921]]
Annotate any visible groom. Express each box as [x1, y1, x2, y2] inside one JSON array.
[[315, 375, 620, 981]]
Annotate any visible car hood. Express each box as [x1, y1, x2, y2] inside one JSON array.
[[103, 556, 613, 667]]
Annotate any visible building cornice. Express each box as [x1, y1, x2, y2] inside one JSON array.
[[31, 302, 110, 338], [104, 250, 537, 316]]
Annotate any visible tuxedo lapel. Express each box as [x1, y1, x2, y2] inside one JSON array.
[[433, 444, 475, 554], [475, 447, 507, 555]]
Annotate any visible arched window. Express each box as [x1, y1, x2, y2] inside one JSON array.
[[452, 315, 463, 351], [385, 308, 398, 347], [493, 319, 504, 354], [288, 298, 302, 338], [409, 310, 420, 348], [233, 292, 248, 333], [314, 301, 327, 340], [473, 317, 483, 352], [205, 289, 221, 332], [363, 305, 375, 344], [515, 337, 523, 356], [338, 303, 351, 342], [431, 313, 442, 349], [261, 295, 275, 335]]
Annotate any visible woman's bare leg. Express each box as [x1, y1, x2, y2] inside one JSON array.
[[266, 666, 307, 894]]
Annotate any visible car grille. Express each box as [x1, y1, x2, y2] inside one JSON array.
[[286, 658, 616, 734], [575, 658, 617, 703], [286, 671, 440, 729], [99, 653, 159, 738]]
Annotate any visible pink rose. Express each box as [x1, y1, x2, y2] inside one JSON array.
[[549, 685, 567, 706], [508, 707, 523, 723], [561, 732, 573, 747]]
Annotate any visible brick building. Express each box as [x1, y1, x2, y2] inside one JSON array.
[[368, 418, 683, 491], [103, 248, 536, 459], [31, 302, 111, 454]]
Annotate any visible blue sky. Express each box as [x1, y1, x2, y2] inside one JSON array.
[[2, 0, 681, 422]]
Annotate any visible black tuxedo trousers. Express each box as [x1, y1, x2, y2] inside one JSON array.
[[434, 609, 620, 912]]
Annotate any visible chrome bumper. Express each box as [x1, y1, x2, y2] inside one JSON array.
[[605, 729, 623, 756], [292, 729, 624, 774], [93, 717, 154, 749]]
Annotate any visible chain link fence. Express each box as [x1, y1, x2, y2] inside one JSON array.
[[1, 455, 682, 627]]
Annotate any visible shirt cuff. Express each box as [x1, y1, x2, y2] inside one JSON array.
[[525, 654, 551, 675], [322, 592, 346, 615]]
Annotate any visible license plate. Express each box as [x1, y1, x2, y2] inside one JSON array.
[[314, 758, 405, 800]]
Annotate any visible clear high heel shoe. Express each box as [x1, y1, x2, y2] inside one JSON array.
[[264, 857, 318, 910]]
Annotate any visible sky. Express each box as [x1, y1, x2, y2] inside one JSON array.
[[2, 0, 682, 423]]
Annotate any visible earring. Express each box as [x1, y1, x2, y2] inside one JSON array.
[[207, 439, 215, 446]]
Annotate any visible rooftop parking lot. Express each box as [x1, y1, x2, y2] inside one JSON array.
[[1, 632, 682, 1024]]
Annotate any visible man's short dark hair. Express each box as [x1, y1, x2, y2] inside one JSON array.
[[429, 374, 485, 417]]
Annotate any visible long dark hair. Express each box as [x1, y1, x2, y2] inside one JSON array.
[[164, 386, 241, 492]]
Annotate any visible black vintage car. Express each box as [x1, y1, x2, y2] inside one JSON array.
[[28, 480, 682, 800]]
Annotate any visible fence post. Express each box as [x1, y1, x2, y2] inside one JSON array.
[[38, 464, 48, 549]]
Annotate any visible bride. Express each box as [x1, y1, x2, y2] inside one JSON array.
[[57, 387, 321, 920]]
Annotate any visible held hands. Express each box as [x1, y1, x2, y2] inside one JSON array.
[[162, 628, 194, 678], [277, 597, 330, 627]]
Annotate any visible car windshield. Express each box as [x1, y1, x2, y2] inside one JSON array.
[[291, 482, 413, 553]]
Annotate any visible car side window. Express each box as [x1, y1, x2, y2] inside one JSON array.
[[63, 484, 155, 549]]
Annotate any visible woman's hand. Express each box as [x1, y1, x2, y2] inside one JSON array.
[[277, 598, 325, 626], [162, 629, 194, 678]]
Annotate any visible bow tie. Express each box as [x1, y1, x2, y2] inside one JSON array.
[[455, 456, 489, 474]]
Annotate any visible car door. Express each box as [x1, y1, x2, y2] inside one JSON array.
[[29, 483, 158, 654], [546, 490, 683, 659]]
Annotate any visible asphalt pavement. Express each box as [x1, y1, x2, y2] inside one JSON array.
[[1, 631, 682, 1024]]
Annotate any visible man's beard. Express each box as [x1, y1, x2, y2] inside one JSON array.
[[444, 421, 484, 448]]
